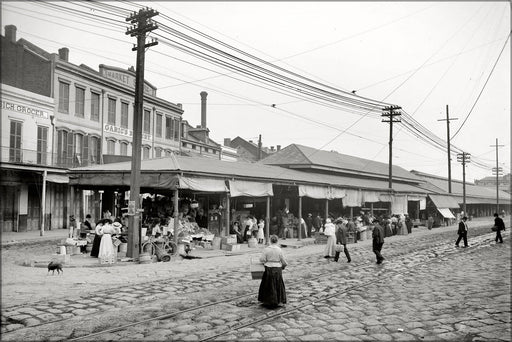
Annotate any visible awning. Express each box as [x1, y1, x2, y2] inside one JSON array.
[[298, 185, 345, 199], [362, 190, 380, 203], [46, 174, 69, 183], [437, 207, 455, 219], [343, 189, 362, 207], [391, 195, 408, 215], [229, 180, 273, 197], [429, 194, 460, 208], [179, 176, 228, 192]]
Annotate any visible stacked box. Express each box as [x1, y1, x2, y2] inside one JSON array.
[[222, 244, 240, 252]]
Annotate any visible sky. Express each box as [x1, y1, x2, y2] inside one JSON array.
[[2, 1, 510, 183]]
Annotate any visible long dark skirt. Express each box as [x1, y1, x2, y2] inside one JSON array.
[[90, 234, 102, 257], [258, 266, 286, 307]]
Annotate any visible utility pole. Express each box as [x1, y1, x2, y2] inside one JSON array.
[[257, 134, 262, 161], [437, 105, 458, 193], [381, 105, 402, 189], [125, 7, 158, 259], [490, 138, 504, 213], [456, 152, 471, 215]]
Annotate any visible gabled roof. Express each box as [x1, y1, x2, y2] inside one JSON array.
[[411, 170, 511, 200], [260, 144, 422, 183], [229, 136, 269, 159]]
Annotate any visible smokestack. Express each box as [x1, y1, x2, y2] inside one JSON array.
[[58, 47, 69, 62], [224, 138, 231, 146], [5, 25, 16, 43], [200, 91, 208, 128], [277, 145, 281, 151]]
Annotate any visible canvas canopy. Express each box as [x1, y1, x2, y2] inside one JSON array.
[[228, 180, 273, 197]]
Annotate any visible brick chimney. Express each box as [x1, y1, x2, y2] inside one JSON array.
[[200, 91, 208, 128], [224, 138, 231, 146], [5, 25, 16, 43], [58, 47, 69, 62], [277, 145, 281, 151]]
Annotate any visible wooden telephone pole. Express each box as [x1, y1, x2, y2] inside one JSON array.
[[382, 105, 402, 189], [437, 105, 458, 193], [125, 8, 158, 259], [457, 152, 471, 215], [490, 138, 504, 213]]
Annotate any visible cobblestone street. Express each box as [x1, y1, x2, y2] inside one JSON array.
[[1, 222, 510, 341]]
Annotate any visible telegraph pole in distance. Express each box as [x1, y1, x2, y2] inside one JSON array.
[[125, 7, 158, 259], [437, 105, 458, 193], [490, 138, 504, 213], [456, 152, 471, 215], [382, 105, 402, 189]]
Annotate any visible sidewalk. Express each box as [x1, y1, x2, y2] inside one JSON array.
[[1, 228, 69, 246]]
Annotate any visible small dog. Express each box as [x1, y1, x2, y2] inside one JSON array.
[[47, 261, 63, 275]]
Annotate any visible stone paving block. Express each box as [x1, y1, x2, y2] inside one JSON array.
[[437, 331, 465, 340], [298, 334, 325, 341], [390, 332, 416, 341], [23, 318, 41, 326], [369, 333, 392, 341], [2, 323, 25, 332], [7, 314, 31, 321]]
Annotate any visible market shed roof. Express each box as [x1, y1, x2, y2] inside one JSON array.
[[69, 155, 428, 194], [260, 144, 423, 183], [411, 170, 511, 204]]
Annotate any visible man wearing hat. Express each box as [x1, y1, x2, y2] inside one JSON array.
[[305, 213, 314, 237], [334, 218, 351, 263], [455, 216, 469, 248]]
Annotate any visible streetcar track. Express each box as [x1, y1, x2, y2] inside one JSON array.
[[2, 227, 505, 341], [62, 229, 503, 342]]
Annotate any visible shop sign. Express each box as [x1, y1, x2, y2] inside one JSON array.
[[104, 124, 151, 141], [127, 201, 136, 215], [102, 69, 156, 96], [1, 100, 49, 119]]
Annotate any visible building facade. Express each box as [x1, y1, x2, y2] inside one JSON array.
[[1, 25, 192, 231]]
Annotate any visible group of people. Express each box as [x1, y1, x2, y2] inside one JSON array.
[[88, 215, 124, 263], [230, 216, 265, 244]]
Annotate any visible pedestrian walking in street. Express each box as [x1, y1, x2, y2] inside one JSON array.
[[347, 217, 357, 243], [323, 218, 336, 258], [334, 218, 351, 263], [427, 214, 434, 230], [258, 235, 287, 309], [493, 212, 505, 244], [455, 216, 469, 248], [405, 214, 413, 234], [372, 218, 385, 264]]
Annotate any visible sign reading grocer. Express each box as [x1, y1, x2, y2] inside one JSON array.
[[2, 100, 49, 119]]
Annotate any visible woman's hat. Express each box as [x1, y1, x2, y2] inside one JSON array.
[[325, 218, 332, 223], [112, 222, 122, 229]]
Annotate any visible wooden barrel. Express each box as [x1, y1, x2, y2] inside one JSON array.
[[118, 243, 128, 253], [85, 243, 93, 253], [139, 252, 152, 264]]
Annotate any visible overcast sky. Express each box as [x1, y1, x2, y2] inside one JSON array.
[[3, 1, 510, 183]]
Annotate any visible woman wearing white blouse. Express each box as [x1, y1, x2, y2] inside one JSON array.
[[323, 218, 336, 258]]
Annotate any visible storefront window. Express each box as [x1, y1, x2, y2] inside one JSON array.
[[58, 80, 69, 114], [9, 120, 22, 162], [37, 126, 48, 165], [75, 86, 85, 117]]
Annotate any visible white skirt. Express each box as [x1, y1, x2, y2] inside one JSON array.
[[324, 235, 336, 257], [98, 234, 116, 262]]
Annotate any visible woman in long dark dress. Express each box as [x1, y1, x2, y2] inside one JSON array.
[[90, 220, 106, 258], [258, 235, 288, 308]]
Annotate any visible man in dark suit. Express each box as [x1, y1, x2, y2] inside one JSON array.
[[494, 212, 505, 244], [372, 218, 385, 264], [334, 218, 351, 263], [455, 216, 469, 248]]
